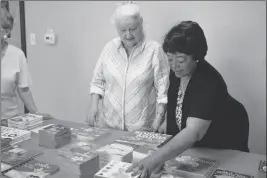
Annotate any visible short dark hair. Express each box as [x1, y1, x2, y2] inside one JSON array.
[[0, 2, 14, 31], [162, 21, 208, 61]]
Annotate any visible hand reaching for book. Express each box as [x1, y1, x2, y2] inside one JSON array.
[[85, 108, 98, 127], [126, 156, 163, 178]]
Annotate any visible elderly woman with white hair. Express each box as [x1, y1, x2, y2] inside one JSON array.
[[86, 2, 170, 132]]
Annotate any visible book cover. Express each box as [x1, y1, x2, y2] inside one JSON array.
[[57, 150, 99, 165], [96, 143, 134, 158], [116, 131, 172, 149], [1, 147, 43, 166], [1, 126, 31, 145], [258, 160, 266, 173], [41, 124, 70, 136], [164, 155, 218, 177], [210, 169, 254, 178], [8, 114, 43, 125], [58, 141, 97, 156], [3, 159, 60, 178], [94, 161, 139, 178], [1, 163, 12, 172], [71, 127, 109, 141]]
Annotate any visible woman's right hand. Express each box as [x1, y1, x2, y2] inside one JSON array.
[[85, 108, 98, 127]]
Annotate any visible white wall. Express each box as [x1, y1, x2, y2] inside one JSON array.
[[24, 1, 266, 154]]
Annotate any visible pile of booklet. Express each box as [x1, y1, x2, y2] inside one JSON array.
[[39, 124, 71, 148], [1, 126, 31, 148], [96, 143, 135, 168], [94, 160, 139, 178], [7, 114, 43, 130]]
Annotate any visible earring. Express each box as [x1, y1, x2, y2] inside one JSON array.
[[3, 34, 7, 40], [196, 60, 199, 63]]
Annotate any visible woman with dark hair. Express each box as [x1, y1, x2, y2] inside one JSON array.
[[127, 21, 249, 178], [1, 4, 52, 122]]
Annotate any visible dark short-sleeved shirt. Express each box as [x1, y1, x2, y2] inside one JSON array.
[[166, 60, 249, 152]]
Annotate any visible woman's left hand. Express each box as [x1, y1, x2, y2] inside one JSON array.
[[35, 113, 55, 120], [152, 117, 163, 132], [126, 156, 160, 178]]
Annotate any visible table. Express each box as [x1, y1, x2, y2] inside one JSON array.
[[3, 119, 266, 178]]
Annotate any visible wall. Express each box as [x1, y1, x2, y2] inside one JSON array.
[[24, 1, 266, 154]]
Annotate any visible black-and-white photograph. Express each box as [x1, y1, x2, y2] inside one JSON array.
[[0, 1, 266, 178]]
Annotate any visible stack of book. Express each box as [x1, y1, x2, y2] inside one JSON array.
[[164, 155, 219, 178], [57, 149, 99, 178], [39, 124, 71, 148], [71, 126, 110, 142], [1, 138, 12, 151], [94, 160, 139, 178], [1, 147, 44, 167], [2, 160, 60, 178], [209, 169, 254, 178], [30, 124, 54, 144], [115, 130, 172, 149], [96, 143, 135, 168], [7, 114, 43, 130], [1, 126, 31, 147]]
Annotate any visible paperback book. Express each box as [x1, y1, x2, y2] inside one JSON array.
[[96, 143, 135, 164], [94, 160, 139, 178], [71, 126, 110, 141], [57, 150, 99, 176], [164, 155, 218, 178], [39, 124, 71, 148], [116, 130, 172, 149], [58, 141, 98, 156], [1, 126, 31, 146], [210, 168, 254, 178], [1, 147, 43, 166], [3, 159, 60, 178]]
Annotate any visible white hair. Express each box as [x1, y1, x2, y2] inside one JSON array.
[[111, 1, 142, 25]]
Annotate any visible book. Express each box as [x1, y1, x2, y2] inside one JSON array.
[[8, 114, 43, 128], [9, 121, 43, 130], [116, 130, 172, 149], [1, 147, 43, 166], [1, 163, 12, 172], [58, 141, 98, 157], [57, 150, 99, 176], [1, 126, 31, 146], [96, 143, 135, 164], [258, 160, 266, 173], [94, 160, 139, 178], [30, 124, 54, 144], [39, 124, 71, 148], [164, 155, 218, 178], [210, 169, 254, 178], [3, 159, 60, 178], [71, 126, 110, 141]]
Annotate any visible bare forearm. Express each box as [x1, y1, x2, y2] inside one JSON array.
[[89, 93, 101, 110], [153, 127, 198, 164], [18, 89, 38, 113], [156, 103, 167, 120]]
